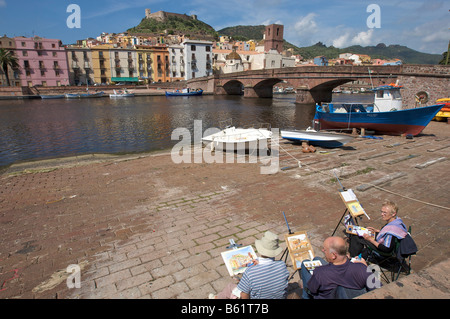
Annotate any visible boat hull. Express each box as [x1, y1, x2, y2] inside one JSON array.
[[65, 92, 104, 98], [165, 90, 203, 97], [315, 104, 444, 136], [202, 127, 272, 152], [110, 94, 135, 98], [40, 95, 65, 99], [280, 130, 354, 148]]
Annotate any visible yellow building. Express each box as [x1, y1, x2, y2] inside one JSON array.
[[91, 44, 113, 84], [135, 45, 170, 83], [247, 40, 256, 51]]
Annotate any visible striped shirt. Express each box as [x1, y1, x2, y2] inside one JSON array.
[[237, 257, 289, 299]]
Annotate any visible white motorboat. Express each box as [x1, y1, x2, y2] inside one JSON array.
[[109, 89, 135, 98], [202, 126, 272, 152], [281, 128, 354, 148]]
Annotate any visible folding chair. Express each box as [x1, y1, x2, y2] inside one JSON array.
[[367, 226, 418, 283]]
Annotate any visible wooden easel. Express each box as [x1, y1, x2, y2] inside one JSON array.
[[280, 212, 316, 280], [331, 173, 370, 236]]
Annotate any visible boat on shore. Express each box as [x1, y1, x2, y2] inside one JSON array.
[[314, 84, 444, 136], [40, 94, 65, 99], [433, 98, 450, 122], [65, 91, 104, 99], [281, 128, 354, 148], [109, 89, 134, 98], [202, 122, 272, 152], [165, 89, 203, 96]]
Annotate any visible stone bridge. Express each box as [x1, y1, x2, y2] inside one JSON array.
[[187, 65, 450, 107]]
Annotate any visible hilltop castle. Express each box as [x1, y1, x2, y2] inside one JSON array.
[[145, 9, 197, 22]]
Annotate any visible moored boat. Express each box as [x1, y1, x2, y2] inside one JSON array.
[[314, 84, 444, 136], [40, 94, 65, 99], [65, 91, 104, 99], [202, 124, 272, 152], [281, 128, 354, 148], [165, 89, 203, 96], [433, 98, 450, 122], [109, 89, 134, 98]]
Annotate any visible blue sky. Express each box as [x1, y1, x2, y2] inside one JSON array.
[[0, 0, 448, 54]]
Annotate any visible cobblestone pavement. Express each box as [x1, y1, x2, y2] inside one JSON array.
[[0, 121, 449, 299]]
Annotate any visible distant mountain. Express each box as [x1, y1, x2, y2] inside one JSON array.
[[218, 25, 441, 64]]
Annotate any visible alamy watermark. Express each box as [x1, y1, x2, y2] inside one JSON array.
[[170, 120, 279, 174], [66, 4, 81, 29], [367, 4, 381, 29], [66, 264, 81, 289]]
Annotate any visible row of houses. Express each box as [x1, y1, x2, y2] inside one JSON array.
[[312, 53, 402, 66], [0, 32, 295, 87]]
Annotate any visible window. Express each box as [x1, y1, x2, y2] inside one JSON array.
[[191, 45, 196, 51], [23, 51, 27, 56], [206, 46, 210, 52]]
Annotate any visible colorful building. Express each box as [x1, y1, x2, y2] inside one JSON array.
[[91, 44, 112, 84], [66, 47, 94, 85], [13, 36, 69, 87]]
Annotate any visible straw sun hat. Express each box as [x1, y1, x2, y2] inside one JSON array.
[[255, 231, 283, 258]]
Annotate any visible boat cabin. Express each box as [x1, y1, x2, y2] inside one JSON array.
[[320, 84, 403, 114], [372, 85, 403, 112]]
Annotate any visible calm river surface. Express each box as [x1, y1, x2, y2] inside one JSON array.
[[0, 93, 372, 168]]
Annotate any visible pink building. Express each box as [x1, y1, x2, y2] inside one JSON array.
[[14, 36, 69, 87]]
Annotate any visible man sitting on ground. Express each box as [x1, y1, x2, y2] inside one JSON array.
[[212, 231, 290, 299], [300, 236, 376, 299]]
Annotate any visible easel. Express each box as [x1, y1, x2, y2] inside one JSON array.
[[280, 212, 315, 280], [280, 211, 293, 263], [331, 172, 370, 236], [226, 239, 242, 250]]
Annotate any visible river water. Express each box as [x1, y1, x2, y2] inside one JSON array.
[[0, 93, 373, 168]]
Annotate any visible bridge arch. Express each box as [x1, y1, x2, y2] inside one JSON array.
[[252, 78, 284, 98], [309, 79, 357, 103], [222, 80, 244, 95]]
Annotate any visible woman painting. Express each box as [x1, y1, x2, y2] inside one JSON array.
[[349, 200, 408, 259]]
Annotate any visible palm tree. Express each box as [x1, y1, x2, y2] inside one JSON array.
[[0, 48, 19, 86]]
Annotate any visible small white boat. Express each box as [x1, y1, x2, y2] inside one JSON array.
[[202, 125, 272, 152], [40, 94, 65, 99], [281, 128, 354, 148], [109, 89, 134, 98]]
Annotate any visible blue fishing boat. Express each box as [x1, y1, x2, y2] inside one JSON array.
[[165, 89, 203, 96], [314, 84, 444, 136]]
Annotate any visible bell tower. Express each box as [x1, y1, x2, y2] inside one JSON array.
[[264, 24, 284, 53]]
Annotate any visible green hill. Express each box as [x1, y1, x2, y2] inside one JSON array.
[[128, 15, 218, 39]]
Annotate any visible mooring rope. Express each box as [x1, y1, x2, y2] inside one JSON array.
[[271, 137, 450, 211]]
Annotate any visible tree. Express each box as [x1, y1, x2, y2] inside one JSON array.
[[0, 48, 19, 86]]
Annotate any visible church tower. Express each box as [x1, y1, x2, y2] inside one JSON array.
[[264, 24, 284, 53]]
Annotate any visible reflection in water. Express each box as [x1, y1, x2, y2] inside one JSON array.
[[0, 94, 319, 167]]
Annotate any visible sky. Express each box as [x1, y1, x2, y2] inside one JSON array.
[[0, 0, 448, 55]]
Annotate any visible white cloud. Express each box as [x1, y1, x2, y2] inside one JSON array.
[[294, 13, 318, 35], [332, 32, 351, 48], [0, 0, 6, 7], [351, 29, 374, 46]]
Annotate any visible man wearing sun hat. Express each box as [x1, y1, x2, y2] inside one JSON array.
[[236, 231, 290, 299], [211, 231, 290, 299]]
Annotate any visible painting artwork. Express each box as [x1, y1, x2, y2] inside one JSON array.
[[221, 245, 257, 276]]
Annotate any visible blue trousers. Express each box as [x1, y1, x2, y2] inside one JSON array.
[[300, 257, 327, 299]]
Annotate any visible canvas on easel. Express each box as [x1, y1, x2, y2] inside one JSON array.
[[221, 245, 257, 276], [284, 231, 315, 270], [339, 189, 369, 219]]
